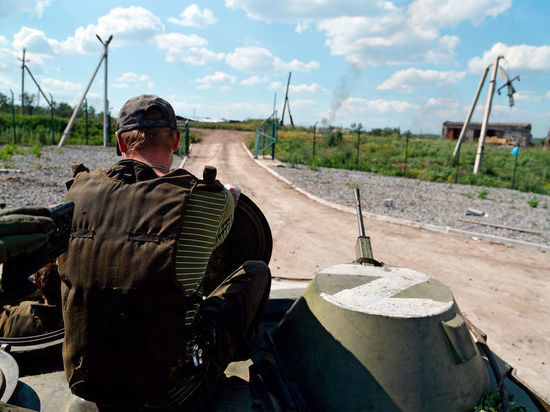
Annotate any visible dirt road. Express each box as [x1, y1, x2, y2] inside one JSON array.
[[184, 128, 550, 399]]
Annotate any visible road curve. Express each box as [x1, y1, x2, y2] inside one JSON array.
[[184, 128, 550, 399]]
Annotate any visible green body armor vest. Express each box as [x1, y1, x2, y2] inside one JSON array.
[[57, 160, 198, 404]]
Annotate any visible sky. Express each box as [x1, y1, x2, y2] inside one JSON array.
[[0, 0, 549, 137]]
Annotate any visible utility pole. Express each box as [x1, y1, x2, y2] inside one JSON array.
[[97, 35, 113, 147], [452, 65, 490, 160], [58, 34, 112, 147], [474, 55, 503, 174], [280, 72, 294, 127], [19, 49, 26, 115]]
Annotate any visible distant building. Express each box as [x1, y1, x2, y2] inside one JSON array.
[[441, 122, 531, 147]]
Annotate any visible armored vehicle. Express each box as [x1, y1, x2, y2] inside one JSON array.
[[0, 191, 548, 411]]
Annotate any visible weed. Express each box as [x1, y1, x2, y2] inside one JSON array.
[[448, 183, 454, 189], [543, 202, 548, 209], [460, 192, 473, 199], [58, 149, 64, 154], [474, 390, 527, 412], [345, 182, 360, 190], [478, 187, 489, 200], [0, 144, 25, 161], [30, 144, 42, 158], [45, 155, 51, 161], [527, 195, 538, 208], [33, 162, 43, 169]]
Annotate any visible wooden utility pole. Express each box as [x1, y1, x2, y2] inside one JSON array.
[[280, 72, 294, 127]]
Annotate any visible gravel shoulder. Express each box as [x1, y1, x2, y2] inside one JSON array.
[[0, 145, 184, 208], [267, 162, 550, 248]]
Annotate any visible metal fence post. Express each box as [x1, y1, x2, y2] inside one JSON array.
[[185, 121, 190, 156], [455, 145, 460, 184], [10, 90, 16, 144], [85, 98, 89, 145], [355, 128, 361, 170], [313, 121, 317, 157], [272, 114, 277, 160], [404, 132, 410, 177]]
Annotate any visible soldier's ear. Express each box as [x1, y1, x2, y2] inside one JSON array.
[[116, 133, 128, 156], [171, 131, 181, 152]]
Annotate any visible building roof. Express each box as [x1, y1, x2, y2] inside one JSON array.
[[443, 121, 531, 129]]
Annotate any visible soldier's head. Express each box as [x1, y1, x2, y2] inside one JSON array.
[[33, 262, 61, 306], [115, 94, 180, 157]]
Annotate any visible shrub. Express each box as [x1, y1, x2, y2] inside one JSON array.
[[527, 195, 538, 208], [478, 188, 488, 200]]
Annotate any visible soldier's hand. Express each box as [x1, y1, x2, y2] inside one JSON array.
[[0, 206, 56, 263]]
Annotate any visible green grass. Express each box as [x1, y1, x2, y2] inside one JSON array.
[[251, 129, 550, 195]]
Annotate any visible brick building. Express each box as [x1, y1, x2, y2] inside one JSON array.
[[441, 122, 531, 147]]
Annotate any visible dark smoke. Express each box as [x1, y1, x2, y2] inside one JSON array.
[[322, 65, 361, 126]]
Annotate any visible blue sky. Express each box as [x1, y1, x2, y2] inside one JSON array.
[[0, 0, 549, 137]]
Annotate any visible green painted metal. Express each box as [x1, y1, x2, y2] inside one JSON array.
[[273, 263, 490, 411], [254, 111, 277, 160], [176, 119, 190, 157]]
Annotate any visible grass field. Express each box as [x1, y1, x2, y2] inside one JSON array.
[[251, 127, 550, 195]]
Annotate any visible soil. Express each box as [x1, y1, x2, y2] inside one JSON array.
[[184, 128, 550, 400]]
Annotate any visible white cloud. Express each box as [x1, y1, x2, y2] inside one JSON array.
[[468, 43, 550, 72], [168, 5, 217, 29], [0, 36, 8, 48], [340, 97, 419, 115], [318, 15, 459, 67], [155, 33, 207, 49], [225, 0, 390, 21], [269, 81, 326, 93], [166, 47, 224, 65], [0, 75, 15, 88], [39, 78, 82, 94], [227, 0, 510, 68], [226, 46, 319, 74], [0, 0, 52, 18], [378, 68, 466, 91], [195, 71, 237, 91], [170, 98, 273, 120], [12, 7, 165, 55], [13, 26, 58, 54], [114, 72, 154, 89], [408, 0, 512, 28], [546, 91, 550, 99], [220, 85, 232, 92], [512, 91, 541, 103], [241, 75, 269, 86]]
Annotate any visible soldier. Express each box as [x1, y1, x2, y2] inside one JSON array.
[[54, 94, 270, 409], [0, 262, 63, 338]]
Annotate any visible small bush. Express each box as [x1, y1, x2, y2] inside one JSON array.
[[527, 195, 538, 208], [478, 188, 488, 200]]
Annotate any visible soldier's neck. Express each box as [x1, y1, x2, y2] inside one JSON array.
[[124, 151, 173, 176]]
